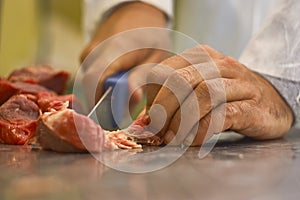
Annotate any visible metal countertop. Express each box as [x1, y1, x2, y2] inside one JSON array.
[[1, 128, 300, 200]]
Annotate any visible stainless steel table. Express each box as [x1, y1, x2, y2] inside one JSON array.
[[1, 128, 300, 200]]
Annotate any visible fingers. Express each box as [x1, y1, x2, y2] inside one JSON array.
[[164, 100, 257, 146], [164, 78, 257, 145], [147, 54, 251, 138], [128, 49, 171, 104], [192, 101, 259, 145], [145, 45, 243, 110], [148, 65, 206, 137], [146, 45, 257, 142], [95, 49, 153, 102], [83, 48, 169, 109], [201, 45, 226, 59], [146, 55, 192, 110], [145, 45, 293, 146], [146, 45, 214, 110]]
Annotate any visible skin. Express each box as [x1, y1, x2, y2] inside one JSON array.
[[145, 45, 294, 145], [80, 2, 169, 106]]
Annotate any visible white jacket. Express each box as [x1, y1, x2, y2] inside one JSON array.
[[83, 0, 278, 58]]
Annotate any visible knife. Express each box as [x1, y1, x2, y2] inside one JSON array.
[[88, 71, 128, 130]]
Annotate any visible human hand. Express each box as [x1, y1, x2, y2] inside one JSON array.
[[80, 2, 170, 108], [145, 45, 294, 146]]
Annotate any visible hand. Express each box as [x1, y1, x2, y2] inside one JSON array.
[[80, 2, 170, 108], [145, 45, 294, 145]]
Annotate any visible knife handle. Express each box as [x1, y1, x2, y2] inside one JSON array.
[[101, 71, 128, 130]]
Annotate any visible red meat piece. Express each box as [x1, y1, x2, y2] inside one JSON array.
[[37, 108, 143, 153], [125, 115, 162, 146], [0, 95, 39, 145], [12, 82, 54, 95], [37, 92, 85, 114], [0, 79, 53, 106], [0, 121, 37, 145], [37, 109, 105, 153], [0, 78, 19, 105], [8, 65, 70, 94]]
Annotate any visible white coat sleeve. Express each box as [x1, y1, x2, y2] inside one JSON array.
[[260, 73, 300, 129], [83, 0, 173, 42]]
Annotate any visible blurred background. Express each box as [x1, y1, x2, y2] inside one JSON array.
[[0, 0, 83, 78]]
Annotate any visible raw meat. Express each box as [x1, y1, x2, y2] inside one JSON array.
[[8, 65, 69, 94], [0, 78, 19, 105], [124, 116, 162, 146], [0, 121, 37, 145], [37, 108, 142, 153], [12, 82, 54, 95], [0, 95, 39, 145], [1, 65, 159, 152], [37, 92, 85, 114], [0, 79, 53, 106]]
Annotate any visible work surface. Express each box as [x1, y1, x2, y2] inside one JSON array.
[[1, 128, 300, 200]]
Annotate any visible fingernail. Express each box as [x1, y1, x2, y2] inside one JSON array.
[[142, 114, 151, 125]]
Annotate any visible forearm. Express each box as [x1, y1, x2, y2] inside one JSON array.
[[81, 1, 168, 62], [83, 0, 173, 42], [261, 73, 300, 129]]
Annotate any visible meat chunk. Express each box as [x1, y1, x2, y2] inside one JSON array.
[[0, 95, 39, 122], [12, 82, 54, 95], [0, 78, 19, 105], [37, 108, 142, 153], [0, 121, 37, 145], [0, 79, 53, 106], [37, 109, 105, 153], [8, 65, 69, 94], [37, 92, 85, 114], [0, 95, 39, 145]]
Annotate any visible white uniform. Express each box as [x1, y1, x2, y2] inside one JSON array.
[[84, 0, 279, 57]]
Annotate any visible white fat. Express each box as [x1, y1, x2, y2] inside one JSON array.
[[44, 109, 71, 128], [61, 101, 69, 110]]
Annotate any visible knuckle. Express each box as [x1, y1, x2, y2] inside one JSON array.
[[176, 67, 192, 79], [161, 55, 180, 65], [147, 65, 170, 85], [206, 79, 226, 103], [225, 101, 252, 130], [196, 81, 211, 100], [168, 68, 192, 85], [223, 56, 236, 65], [226, 103, 239, 120], [176, 66, 200, 83], [200, 116, 211, 130], [165, 69, 195, 93], [218, 56, 236, 68], [195, 79, 227, 115]]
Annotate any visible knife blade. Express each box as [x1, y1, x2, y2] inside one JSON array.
[[87, 86, 112, 118], [88, 71, 128, 130]]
